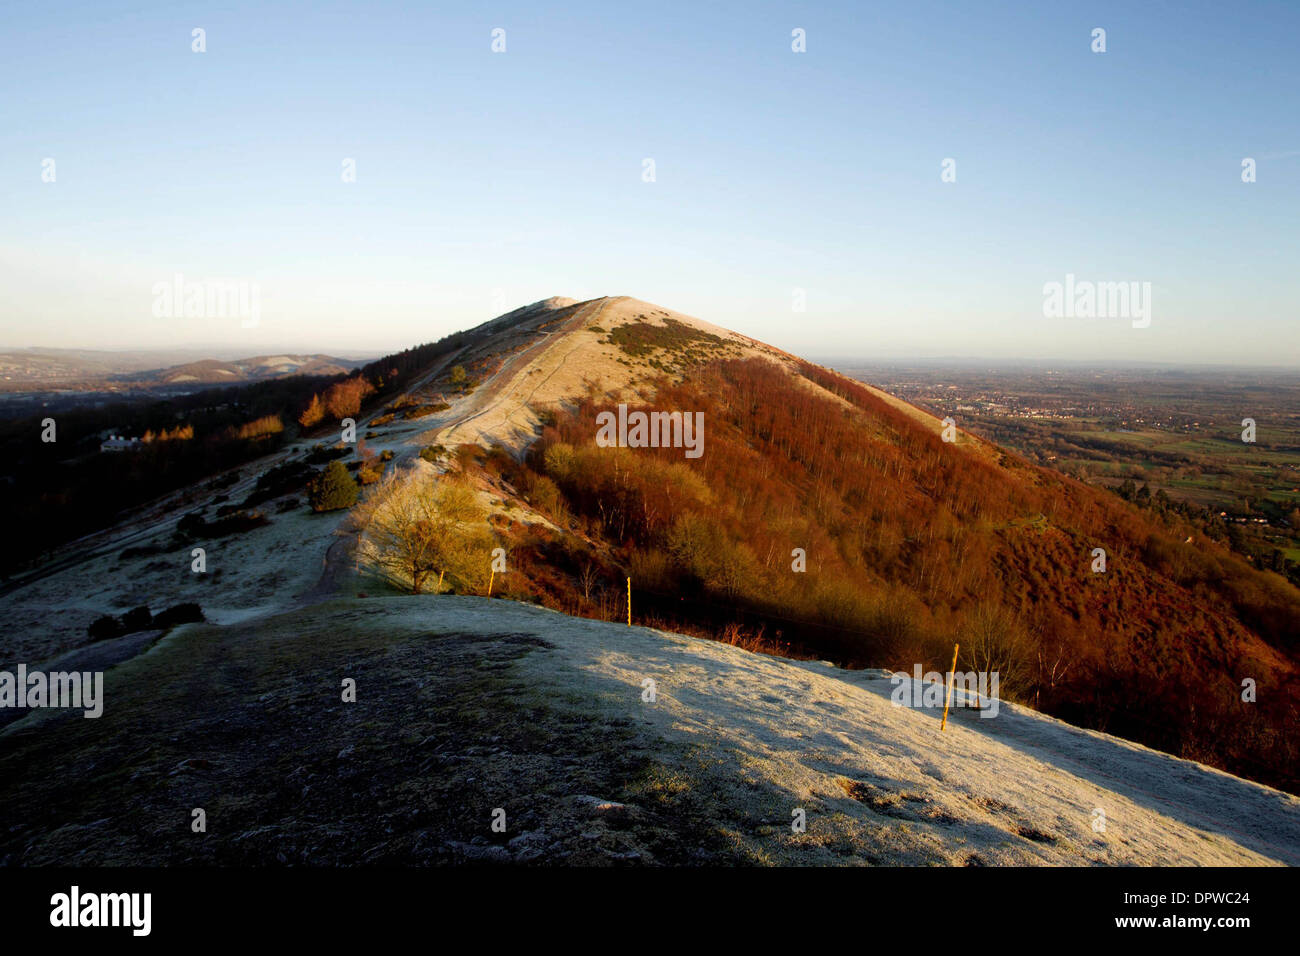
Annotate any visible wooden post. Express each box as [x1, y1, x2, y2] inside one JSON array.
[[941, 642, 960, 731], [487, 568, 495, 597], [626, 577, 631, 627], [437, 569, 445, 592]]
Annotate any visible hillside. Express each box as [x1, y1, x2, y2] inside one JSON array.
[[2, 295, 1298, 866], [410, 298, 1299, 792], [3, 597, 1296, 865]]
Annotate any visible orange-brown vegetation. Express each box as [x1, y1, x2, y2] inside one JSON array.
[[477, 357, 1299, 792], [299, 375, 376, 428], [141, 424, 195, 442], [224, 415, 283, 442]]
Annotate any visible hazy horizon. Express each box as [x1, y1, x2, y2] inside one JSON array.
[[6, 333, 1300, 375], [2, 1, 1297, 367]]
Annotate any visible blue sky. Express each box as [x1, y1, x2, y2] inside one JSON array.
[[1, 0, 1296, 365]]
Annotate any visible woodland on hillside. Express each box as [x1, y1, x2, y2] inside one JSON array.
[[0, 311, 527, 578], [472, 357, 1300, 793]]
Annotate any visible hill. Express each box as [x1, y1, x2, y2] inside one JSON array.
[[121, 354, 363, 385], [1, 295, 1298, 866], [402, 297, 1299, 792], [0, 348, 365, 390]]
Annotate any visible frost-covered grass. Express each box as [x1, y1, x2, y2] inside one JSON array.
[[7, 592, 1291, 865]]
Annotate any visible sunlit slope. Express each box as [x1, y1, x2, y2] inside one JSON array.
[[2, 597, 1294, 866]]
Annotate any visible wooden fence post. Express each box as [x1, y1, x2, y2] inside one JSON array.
[[941, 642, 960, 731]]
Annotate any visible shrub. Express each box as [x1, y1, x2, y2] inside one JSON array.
[[357, 455, 385, 486], [242, 460, 314, 508], [122, 606, 153, 632], [541, 442, 575, 482], [308, 460, 359, 512], [154, 603, 205, 629], [525, 474, 568, 522], [177, 509, 271, 538], [87, 615, 124, 642], [306, 443, 350, 466]]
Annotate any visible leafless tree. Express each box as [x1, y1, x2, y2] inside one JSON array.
[[356, 469, 493, 594], [579, 562, 599, 602]]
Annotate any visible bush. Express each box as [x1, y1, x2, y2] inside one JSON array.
[[177, 509, 271, 538], [308, 460, 359, 512], [525, 474, 568, 522], [87, 615, 124, 642], [122, 606, 153, 632], [305, 443, 350, 466], [87, 603, 196, 641], [154, 603, 205, 629], [357, 456, 385, 486]]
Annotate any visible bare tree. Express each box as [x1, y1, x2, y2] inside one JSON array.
[[579, 562, 599, 602], [1033, 635, 1075, 709], [959, 602, 1032, 702], [357, 469, 493, 594]]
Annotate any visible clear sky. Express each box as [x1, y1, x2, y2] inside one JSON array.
[[1, 0, 1297, 366]]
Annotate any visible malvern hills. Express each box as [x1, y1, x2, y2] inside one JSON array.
[[1, 296, 1297, 866]]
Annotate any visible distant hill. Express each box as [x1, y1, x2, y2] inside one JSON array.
[[0, 347, 365, 389], [117, 354, 364, 385]]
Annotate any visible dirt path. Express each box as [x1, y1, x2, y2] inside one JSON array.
[[299, 306, 600, 603], [431, 298, 607, 450]]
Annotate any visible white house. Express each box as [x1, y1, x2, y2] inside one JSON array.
[[100, 436, 142, 453]]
